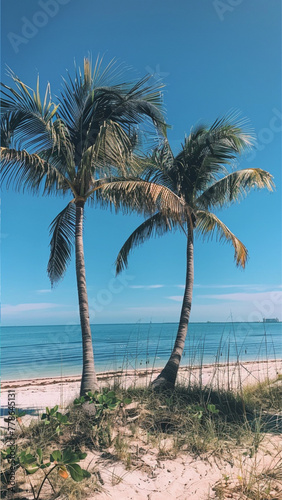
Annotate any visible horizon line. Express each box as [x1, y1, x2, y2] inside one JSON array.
[[2, 320, 281, 328]]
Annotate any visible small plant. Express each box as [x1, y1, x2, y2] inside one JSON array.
[[1, 446, 90, 500], [41, 405, 71, 435], [114, 433, 132, 468], [74, 389, 131, 419], [191, 403, 219, 421]]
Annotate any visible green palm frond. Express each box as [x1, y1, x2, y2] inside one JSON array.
[[39, 118, 76, 182], [171, 113, 255, 197], [116, 74, 167, 136], [47, 202, 76, 286], [140, 141, 176, 191], [0, 147, 71, 194], [116, 212, 180, 274], [1, 58, 168, 205], [197, 168, 274, 210], [81, 120, 140, 178], [1, 72, 58, 151], [196, 210, 248, 268], [58, 58, 167, 164], [1, 112, 21, 147], [208, 112, 255, 152]]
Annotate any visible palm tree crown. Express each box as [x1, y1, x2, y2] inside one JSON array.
[[114, 115, 273, 273], [1, 58, 168, 283]]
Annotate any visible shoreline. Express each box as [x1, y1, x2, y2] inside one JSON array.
[[1, 359, 281, 413], [1, 358, 281, 389]]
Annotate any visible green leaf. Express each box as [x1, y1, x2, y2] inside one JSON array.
[[16, 410, 26, 418], [20, 453, 37, 465], [74, 396, 85, 405], [82, 469, 91, 479], [123, 398, 132, 405], [108, 403, 117, 410], [67, 463, 86, 482], [50, 450, 62, 463], [1, 448, 12, 460], [66, 464, 82, 481], [207, 404, 219, 414], [62, 448, 78, 464], [36, 448, 43, 463], [25, 466, 39, 475]]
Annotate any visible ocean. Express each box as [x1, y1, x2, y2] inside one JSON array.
[[1, 322, 282, 381]]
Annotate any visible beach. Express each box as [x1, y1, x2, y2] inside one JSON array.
[[2, 359, 281, 412], [1, 359, 282, 499]]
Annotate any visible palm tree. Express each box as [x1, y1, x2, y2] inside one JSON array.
[[109, 115, 274, 389], [0, 58, 174, 395]]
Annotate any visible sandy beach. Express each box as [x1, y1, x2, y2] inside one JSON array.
[[1, 359, 282, 499], [2, 359, 282, 412]]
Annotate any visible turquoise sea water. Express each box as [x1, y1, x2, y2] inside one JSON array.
[[1, 322, 282, 381]]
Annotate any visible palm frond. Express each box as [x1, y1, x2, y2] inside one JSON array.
[[196, 210, 248, 268], [39, 118, 76, 181], [0, 112, 22, 147], [116, 212, 180, 274], [1, 72, 58, 151], [57, 58, 167, 163], [47, 202, 76, 286], [81, 120, 140, 178], [171, 113, 255, 196], [197, 168, 274, 210], [0, 147, 71, 195], [140, 141, 176, 191], [96, 178, 186, 219], [209, 111, 255, 151]]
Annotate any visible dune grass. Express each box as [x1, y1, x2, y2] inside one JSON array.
[[1, 361, 282, 499]]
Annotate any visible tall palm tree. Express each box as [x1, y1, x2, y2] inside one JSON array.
[[107, 116, 274, 388], [0, 58, 176, 395]]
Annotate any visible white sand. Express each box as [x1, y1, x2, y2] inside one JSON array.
[[1, 359, 281, 412]]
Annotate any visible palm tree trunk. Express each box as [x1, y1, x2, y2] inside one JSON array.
[[75, 201, 99, 395], [151, 222, 194, 389]]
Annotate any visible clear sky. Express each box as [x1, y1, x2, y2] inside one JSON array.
[[1, 0, 281, 326]]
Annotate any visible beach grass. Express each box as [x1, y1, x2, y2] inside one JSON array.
[[1, 358, 282, 499]]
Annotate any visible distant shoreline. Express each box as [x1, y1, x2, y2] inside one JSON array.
[[2, 320, 281, 328]]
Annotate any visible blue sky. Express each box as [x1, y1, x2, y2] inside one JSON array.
[[1, 0, 281, 326]]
